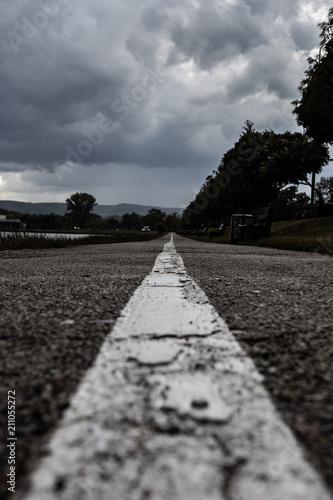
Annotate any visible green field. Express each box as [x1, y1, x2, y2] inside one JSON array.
[[186, 217, 333, 255]]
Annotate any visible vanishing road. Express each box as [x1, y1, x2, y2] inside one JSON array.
[[0, 233, 332, 499]]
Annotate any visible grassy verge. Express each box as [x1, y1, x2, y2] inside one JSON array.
[[256, 217, 333, 254], [0, 231, 161, 251], [183, 217, 333, 255]]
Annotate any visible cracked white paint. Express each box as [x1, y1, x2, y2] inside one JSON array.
[[156, 372, 232, 423], [23, 234, 332, 500], [139, 435, 224, 500], [127, 340, 182, 365], [111, 239, 224, 339], [106, 339, 182, 365]]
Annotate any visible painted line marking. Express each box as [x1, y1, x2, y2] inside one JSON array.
[[24, 234, 332, 500]]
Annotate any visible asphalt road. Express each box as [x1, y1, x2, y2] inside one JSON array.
[[0, 234, 332, 498], [174, 234, 333, 494], [0, 238, 166, 499]]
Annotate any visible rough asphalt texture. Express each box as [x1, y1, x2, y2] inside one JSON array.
[[0, 234, 332, 497], [0, 238, 165, 499], [174, 234, 333, 494]]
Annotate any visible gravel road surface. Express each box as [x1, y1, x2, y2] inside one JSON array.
[[0, 233, 332, 498]]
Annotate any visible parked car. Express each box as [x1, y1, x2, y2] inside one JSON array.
[[141, 226, 150, 232]]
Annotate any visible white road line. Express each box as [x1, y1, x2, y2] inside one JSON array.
[[24, 235, 332, 500]]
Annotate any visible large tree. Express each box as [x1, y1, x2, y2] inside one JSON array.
[[121, 212, 142, 230], [216, 126, 328, 213], [66, 192, 97, 228], [142, 209, 166, 231], [292, 9, 333, 144], [181, 122, 329, 227]]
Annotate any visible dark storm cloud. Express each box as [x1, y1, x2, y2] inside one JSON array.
[[166, 1, 270, 70], [0, 0, 331, 205], [290, 20, 320, 51], [225, 38, 304, 103]]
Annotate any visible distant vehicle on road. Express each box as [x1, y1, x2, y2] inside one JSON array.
[[141, 226, 150, 232]]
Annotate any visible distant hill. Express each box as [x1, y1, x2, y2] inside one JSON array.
[[0, 201, 183, 217]]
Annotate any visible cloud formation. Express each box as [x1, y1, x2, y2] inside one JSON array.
[[0, 0, 332, 206]]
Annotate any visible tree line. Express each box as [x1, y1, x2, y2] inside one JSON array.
[[180, 9, 333, 229], [0, 192, 180, 232]]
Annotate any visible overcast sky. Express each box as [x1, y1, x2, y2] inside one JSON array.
[[1, 0, 332, 208]]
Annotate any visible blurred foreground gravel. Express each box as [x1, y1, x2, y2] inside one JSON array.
[[174, 234, 333, 494], [0, 237, 166, 499]]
